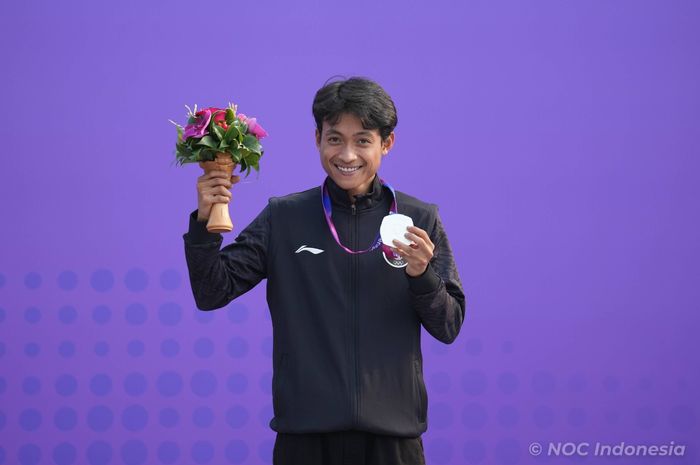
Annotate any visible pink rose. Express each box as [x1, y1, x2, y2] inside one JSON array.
[[183, 109, 212, 140], [238, 113, 268, 139]]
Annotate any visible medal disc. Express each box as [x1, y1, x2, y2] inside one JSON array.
[[380, 213, 414, 246]]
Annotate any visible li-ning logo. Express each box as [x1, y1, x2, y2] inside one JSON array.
[[295, 245, 325, 255]]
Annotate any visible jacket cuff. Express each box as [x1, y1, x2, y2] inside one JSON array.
[[405, 262, 442, 295], [185, 210, 222, 244]]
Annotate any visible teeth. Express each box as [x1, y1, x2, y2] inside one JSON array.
[[336, 164, 361, 173]]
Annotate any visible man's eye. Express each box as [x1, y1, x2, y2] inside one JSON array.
[[358, 139, 371, 145], [328, 137, 340, 143]]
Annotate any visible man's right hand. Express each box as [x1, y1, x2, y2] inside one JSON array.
[[196, 171, 241, 221]]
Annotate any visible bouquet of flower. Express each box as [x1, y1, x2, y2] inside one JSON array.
[[170, 103, 267, 177], [170, 103, 268, 233]]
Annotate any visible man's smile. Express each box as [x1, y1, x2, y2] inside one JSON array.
[[334, 163, 363, 174]]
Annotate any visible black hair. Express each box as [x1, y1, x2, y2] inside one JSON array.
[[312, 76, 398, 142]]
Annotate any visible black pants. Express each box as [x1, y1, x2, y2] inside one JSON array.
[[273, 430, 426, 465]]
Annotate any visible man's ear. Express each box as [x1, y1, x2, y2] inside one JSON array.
[[315, 129, 321, 149], [382, 131, 395, 155]]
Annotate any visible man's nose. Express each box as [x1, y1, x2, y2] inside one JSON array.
[[337, 145, 358, 162]]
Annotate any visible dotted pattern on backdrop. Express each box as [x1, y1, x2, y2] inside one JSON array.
[[0, 269, 698, 465]]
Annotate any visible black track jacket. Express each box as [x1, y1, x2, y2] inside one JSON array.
[[183, 174, 466, 437]]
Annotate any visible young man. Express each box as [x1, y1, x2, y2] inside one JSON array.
[[183, 77, 466, 465]]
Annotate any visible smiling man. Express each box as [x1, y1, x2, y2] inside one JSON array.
[[316, 109, 394, 200], [183, 77, 466, 465]]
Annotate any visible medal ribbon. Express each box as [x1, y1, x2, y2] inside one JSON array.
[[321, 177, 400, 256]]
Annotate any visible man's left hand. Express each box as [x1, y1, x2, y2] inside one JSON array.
[[392, 226, 435, 277]]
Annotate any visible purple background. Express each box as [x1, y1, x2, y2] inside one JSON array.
[[1, 0, 699, 464]]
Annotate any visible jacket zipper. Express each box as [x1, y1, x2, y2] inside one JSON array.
[[351, 202, 359, 425]]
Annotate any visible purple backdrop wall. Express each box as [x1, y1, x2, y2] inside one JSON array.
[[1, 0, 698, 464]]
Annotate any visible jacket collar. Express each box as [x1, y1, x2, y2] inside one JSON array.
[[324, 174, 384, 210]]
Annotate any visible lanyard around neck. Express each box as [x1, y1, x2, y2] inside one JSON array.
[[321, 177, 398, 254]]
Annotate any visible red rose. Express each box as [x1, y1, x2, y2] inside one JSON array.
[[203, 107, 228, 131]]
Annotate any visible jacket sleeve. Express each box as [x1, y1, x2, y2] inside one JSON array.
[[405, 208, 466, 344], [182, 203, 270, 310]]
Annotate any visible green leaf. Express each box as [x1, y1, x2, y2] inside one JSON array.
[[225, 108, 236, 124], [229, 146, 242, 163], [200, 148, 216, 161], [211, 124, 225, 141], [174, 141, 186, 160], [175, 141, 195, 165], [242, 134, 261, 152], [224, 124, 240, 142], [195, 136, 217, 148]]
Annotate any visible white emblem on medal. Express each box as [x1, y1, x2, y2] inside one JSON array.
[[382, 249, 409, 268]]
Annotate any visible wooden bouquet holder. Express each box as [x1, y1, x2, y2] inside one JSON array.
[[199, 152, 236, 233]]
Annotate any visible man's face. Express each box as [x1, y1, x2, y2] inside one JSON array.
[[316, 112, 394, 198]]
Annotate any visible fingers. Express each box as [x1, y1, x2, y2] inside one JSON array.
[[407, 226, 433, 247], [197, 172, 240, 204], [399, 228, 431, 251], [208, 193, 231, 204], [391, 239, 414, 257], [403, 232, 425, 250], [211, 184, 232, 199], [196, 171, 238, 217], [200, 172, 233, 187], [198, 182, 232, 197], [393, 228, 435, 259], [197, 178, 233, 207]]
